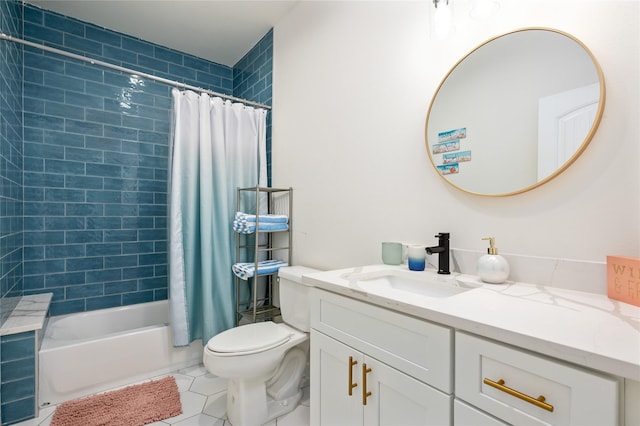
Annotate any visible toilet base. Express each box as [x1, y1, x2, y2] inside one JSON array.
[[266, 389, 303, 422], [226, 346, 307, 426], [226, 379, 304, 426]]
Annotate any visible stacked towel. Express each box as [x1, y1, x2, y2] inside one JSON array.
[[232, 260, 288, 280], [233, 212, 289, 234], [233, 221, 289, 234], [235, 212, 288, 223]]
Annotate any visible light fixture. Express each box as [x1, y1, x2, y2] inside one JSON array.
[[432, 0, 453, 40], [470, 0, 500, 20]]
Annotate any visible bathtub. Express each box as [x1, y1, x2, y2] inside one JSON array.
[[39, 300, 203, 406]]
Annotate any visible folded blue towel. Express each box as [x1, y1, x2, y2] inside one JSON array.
[[233, 220, 289, 234], [232, 260, 289, 280], [235, 212, 289, 224]]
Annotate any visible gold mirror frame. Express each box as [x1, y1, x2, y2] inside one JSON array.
[[425, 27, 606, 197]]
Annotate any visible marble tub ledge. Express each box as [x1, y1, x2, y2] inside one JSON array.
[[0, 293, 53, 336]]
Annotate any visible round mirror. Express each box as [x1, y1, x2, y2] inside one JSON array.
[[425, 28, 605, 196]]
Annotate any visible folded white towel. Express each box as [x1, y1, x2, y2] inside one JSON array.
[[233, 220, 289, 234], [235, 212, 289, 224], [232, 260, 289, 280]]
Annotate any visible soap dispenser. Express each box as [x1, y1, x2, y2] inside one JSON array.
[[477, 237, 509, 284]]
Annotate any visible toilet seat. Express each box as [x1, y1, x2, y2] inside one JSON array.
[[207, 322, 292, 356]]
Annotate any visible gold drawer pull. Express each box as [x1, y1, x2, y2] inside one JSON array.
[[348, 356, 358, 396], [483, 378, 554, 412], [362, 363, 372, 405]]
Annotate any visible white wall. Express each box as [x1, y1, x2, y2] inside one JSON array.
[[272, 0, 640, 280]]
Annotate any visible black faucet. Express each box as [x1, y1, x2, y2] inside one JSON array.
[[425, 232, 450, 275]]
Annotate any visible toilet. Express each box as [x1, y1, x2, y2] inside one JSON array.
[[203, 266, 319, 426]]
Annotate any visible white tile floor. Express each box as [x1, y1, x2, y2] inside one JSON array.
[[16, 363, 311, 426]]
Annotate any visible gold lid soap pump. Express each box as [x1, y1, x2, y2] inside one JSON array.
[[477, 237, 509, 284]]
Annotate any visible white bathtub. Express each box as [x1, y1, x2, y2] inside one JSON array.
[[39, 300, 203, 406]]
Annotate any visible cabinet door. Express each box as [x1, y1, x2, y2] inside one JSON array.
[[454, 399, 507, 426], [311, 330, 363, 426], [364, 356, 452, 426]]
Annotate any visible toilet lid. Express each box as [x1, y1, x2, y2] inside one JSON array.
[[207, 322, 292, 354]]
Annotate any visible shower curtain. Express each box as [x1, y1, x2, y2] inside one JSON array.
[[168, 89, 267, 347]]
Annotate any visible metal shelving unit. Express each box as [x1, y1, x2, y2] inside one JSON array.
[[234, 186, 292, 325]]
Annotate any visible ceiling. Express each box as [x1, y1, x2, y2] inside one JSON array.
[[24, 0, 300, 67]]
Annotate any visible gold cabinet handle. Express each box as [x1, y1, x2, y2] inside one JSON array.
[[483, 378, 554, 412], [362, 363, 372, 406], [348, 356, 358, 396]]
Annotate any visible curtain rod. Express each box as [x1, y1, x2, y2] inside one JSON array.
[[0, 32, 272, 110]]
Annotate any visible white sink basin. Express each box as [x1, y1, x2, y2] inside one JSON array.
[[347, 268, 478, 299]]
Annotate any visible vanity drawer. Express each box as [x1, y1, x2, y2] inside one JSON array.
[[455, 332, 620, 425], [311, 288, 453, 393]]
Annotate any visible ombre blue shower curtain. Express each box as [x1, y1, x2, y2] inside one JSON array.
[[168, 89, 267, 346]]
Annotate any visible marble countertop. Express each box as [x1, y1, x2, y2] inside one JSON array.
[[0, 293, 52, 336], [302, 265, 640, 382]]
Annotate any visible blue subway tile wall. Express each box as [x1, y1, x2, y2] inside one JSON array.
[[1, 332, 36, 425], [21, 4, 241, 316], [233, 29, 273, 106], [22, 5, 273, 316], [233, 29, 273, 185], [0, 0, 24, 319], [0, 0, 24, 416]]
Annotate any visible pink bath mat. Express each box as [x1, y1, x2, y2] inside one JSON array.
[[51, 376, 182, 426]]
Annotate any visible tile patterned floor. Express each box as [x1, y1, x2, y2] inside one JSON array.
[[16, 363, 311, 426]]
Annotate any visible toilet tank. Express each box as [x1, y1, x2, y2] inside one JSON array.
[[277, 266, 320, 332]]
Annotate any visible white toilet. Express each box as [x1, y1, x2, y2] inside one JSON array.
[[203, 266, 318, 426]]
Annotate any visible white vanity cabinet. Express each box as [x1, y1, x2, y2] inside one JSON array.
[[310, 288, 453, 426], [455, 332, 621, 425], [305, 265, 637, 425]]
